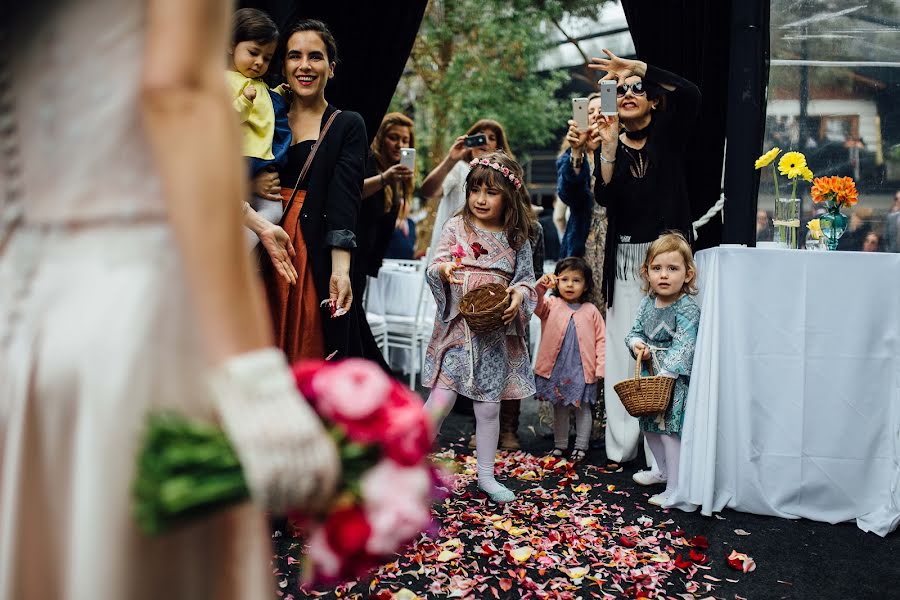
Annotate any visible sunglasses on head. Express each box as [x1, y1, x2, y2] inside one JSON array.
[[616, 81, 646, 97]]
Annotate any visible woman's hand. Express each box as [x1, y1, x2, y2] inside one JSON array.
[[566, 120, 589, 152], [447, 135, 468, 162], [590, 114, 620, 148], [537, 273, 557, 289], [439, 262, 463, 285], [209, 348, 340, 515], [258, 224, 297, 285], [588, 48, 647, 85], [502, 287, 523, 325], [383, 163, 414, 185], [253, 169, 282, 202], [329, 272, 352, 315]]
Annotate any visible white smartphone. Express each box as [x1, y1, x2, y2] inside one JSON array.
[[600, 80, 618, 116], [572, 97, 589, 130], [399, 147, 416, 170]]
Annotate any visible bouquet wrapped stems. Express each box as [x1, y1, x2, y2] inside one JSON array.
[[132, 358, 442, 588]]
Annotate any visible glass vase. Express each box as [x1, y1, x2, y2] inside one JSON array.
[[773, 197, 800, 249], [819, 201, 848, 251]]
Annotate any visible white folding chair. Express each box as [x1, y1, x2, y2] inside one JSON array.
[[362, 277, 389, 360], [383, 252, 431, 389]]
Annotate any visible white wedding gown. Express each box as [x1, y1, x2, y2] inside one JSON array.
[[0, 2, 271, 599]]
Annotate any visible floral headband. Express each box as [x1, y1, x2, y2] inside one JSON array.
[[468, 157, 522, 190]]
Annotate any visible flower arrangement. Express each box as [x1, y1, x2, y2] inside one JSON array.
[[811, 175, 859, 208], [133, 359, 443, 587], [810, 175, 859, 250], [755, 148, 814, 248]]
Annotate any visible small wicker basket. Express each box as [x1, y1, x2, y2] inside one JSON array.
[[613, 348, 674, 417], [459, 283, 510, 333]]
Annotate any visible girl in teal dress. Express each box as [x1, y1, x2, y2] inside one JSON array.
[[625, 233, 700, 507]]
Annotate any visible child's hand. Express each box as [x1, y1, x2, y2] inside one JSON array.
[[537, 273, 557, 289], [633, 341, 651, 360], [439, 262, 463, 285], [243, 85, 257, 101], [502, 287, 523, 325]]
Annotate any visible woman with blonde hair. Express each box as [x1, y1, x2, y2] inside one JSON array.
[[354, 112, 417, 369]]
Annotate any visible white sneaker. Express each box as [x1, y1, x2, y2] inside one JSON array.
[[647, 493, 670, 507], [632, 470, 667, 486]]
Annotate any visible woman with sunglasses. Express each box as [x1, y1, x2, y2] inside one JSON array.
[[587, 49, 700, 470]]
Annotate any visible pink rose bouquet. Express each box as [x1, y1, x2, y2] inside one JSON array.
[[133, 359, 444, 588]]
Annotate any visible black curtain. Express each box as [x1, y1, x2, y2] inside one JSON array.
[[239, 1, 428, 144], [621, 0, 768, 250], [722, 1, 770, 245]]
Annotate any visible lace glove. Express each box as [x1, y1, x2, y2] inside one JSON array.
[[208, 348, 340, 515]]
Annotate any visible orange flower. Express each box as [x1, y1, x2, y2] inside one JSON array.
[[810, 176, 832, 204], [837, 176, 858, 206], [812, 175, 859, 207]]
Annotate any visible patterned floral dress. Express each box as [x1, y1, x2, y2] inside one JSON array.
[[423, 216, 537, 403], [625, 294, 701, 435]]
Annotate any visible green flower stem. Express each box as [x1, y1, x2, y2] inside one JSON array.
[[772, 167, 780, 202], [791, 178, 798, 247]]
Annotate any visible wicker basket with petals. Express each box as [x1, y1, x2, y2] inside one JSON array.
[[459, 283, 510, 333], [613, 348, 674, 417]]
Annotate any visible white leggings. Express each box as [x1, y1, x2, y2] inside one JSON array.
[[423, 387, 505, 493]]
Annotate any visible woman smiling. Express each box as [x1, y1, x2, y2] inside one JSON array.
[[249, 20, 367, 362]]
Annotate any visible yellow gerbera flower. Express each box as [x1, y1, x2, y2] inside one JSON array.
[[754, 147, 781, 169], [800, 166, 814, 182], [777, 151, 807, 177], [807, 218, 822, 240]]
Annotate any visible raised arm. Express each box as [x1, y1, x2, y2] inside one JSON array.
[[419, 135, 467, 200]]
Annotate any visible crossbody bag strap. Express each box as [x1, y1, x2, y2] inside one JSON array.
[[282, 109, 342, 219]]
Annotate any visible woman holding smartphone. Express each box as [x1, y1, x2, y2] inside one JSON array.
[[420, 119, 515, 260], [588, 49, 700, 469], [354, 112, 416, 371]]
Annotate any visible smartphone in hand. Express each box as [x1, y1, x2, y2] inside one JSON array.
[[600, 80, 617, 116], [572, 97, 589, 130], [464, 133, 488, 148], [399, 147, 416, 170]]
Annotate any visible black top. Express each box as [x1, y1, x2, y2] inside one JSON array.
[[593, 64, 701, 307], [282, 140, 315, 191], [357, 150, 403, 277], [277, 104, 367, 355]]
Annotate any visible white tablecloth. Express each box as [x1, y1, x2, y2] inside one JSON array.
[[670, 247, 900, 536]]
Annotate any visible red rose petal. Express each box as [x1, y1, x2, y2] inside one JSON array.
[[688, 535, 709, 549]]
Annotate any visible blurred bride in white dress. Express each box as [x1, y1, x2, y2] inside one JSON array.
[[0, 1, 339, 599]]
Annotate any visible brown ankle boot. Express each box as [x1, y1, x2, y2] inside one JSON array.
[[499, 431, 521, 450], [499, 399, 521, 449]]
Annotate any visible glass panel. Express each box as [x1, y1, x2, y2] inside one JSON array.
[[758, 0, 900, 252]]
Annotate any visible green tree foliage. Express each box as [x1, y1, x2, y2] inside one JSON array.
[[390, 0, 605, 170]]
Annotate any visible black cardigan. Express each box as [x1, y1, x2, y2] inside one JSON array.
[[593, 65, 700, 307], [358, 150, 402, 277], [278, 104, 367, 355]]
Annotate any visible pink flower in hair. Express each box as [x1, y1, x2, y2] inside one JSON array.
[[501, 167, 510, 176]]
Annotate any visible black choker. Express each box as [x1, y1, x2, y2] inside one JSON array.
[[624, 120, 653, 140]]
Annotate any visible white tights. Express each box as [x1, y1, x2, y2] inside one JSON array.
[[423, 387, 507, 494], [644, 431, 682, 497], [552, 403, 593, 451]]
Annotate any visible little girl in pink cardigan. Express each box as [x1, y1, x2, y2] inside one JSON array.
[[534, 257, 606, 463]]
